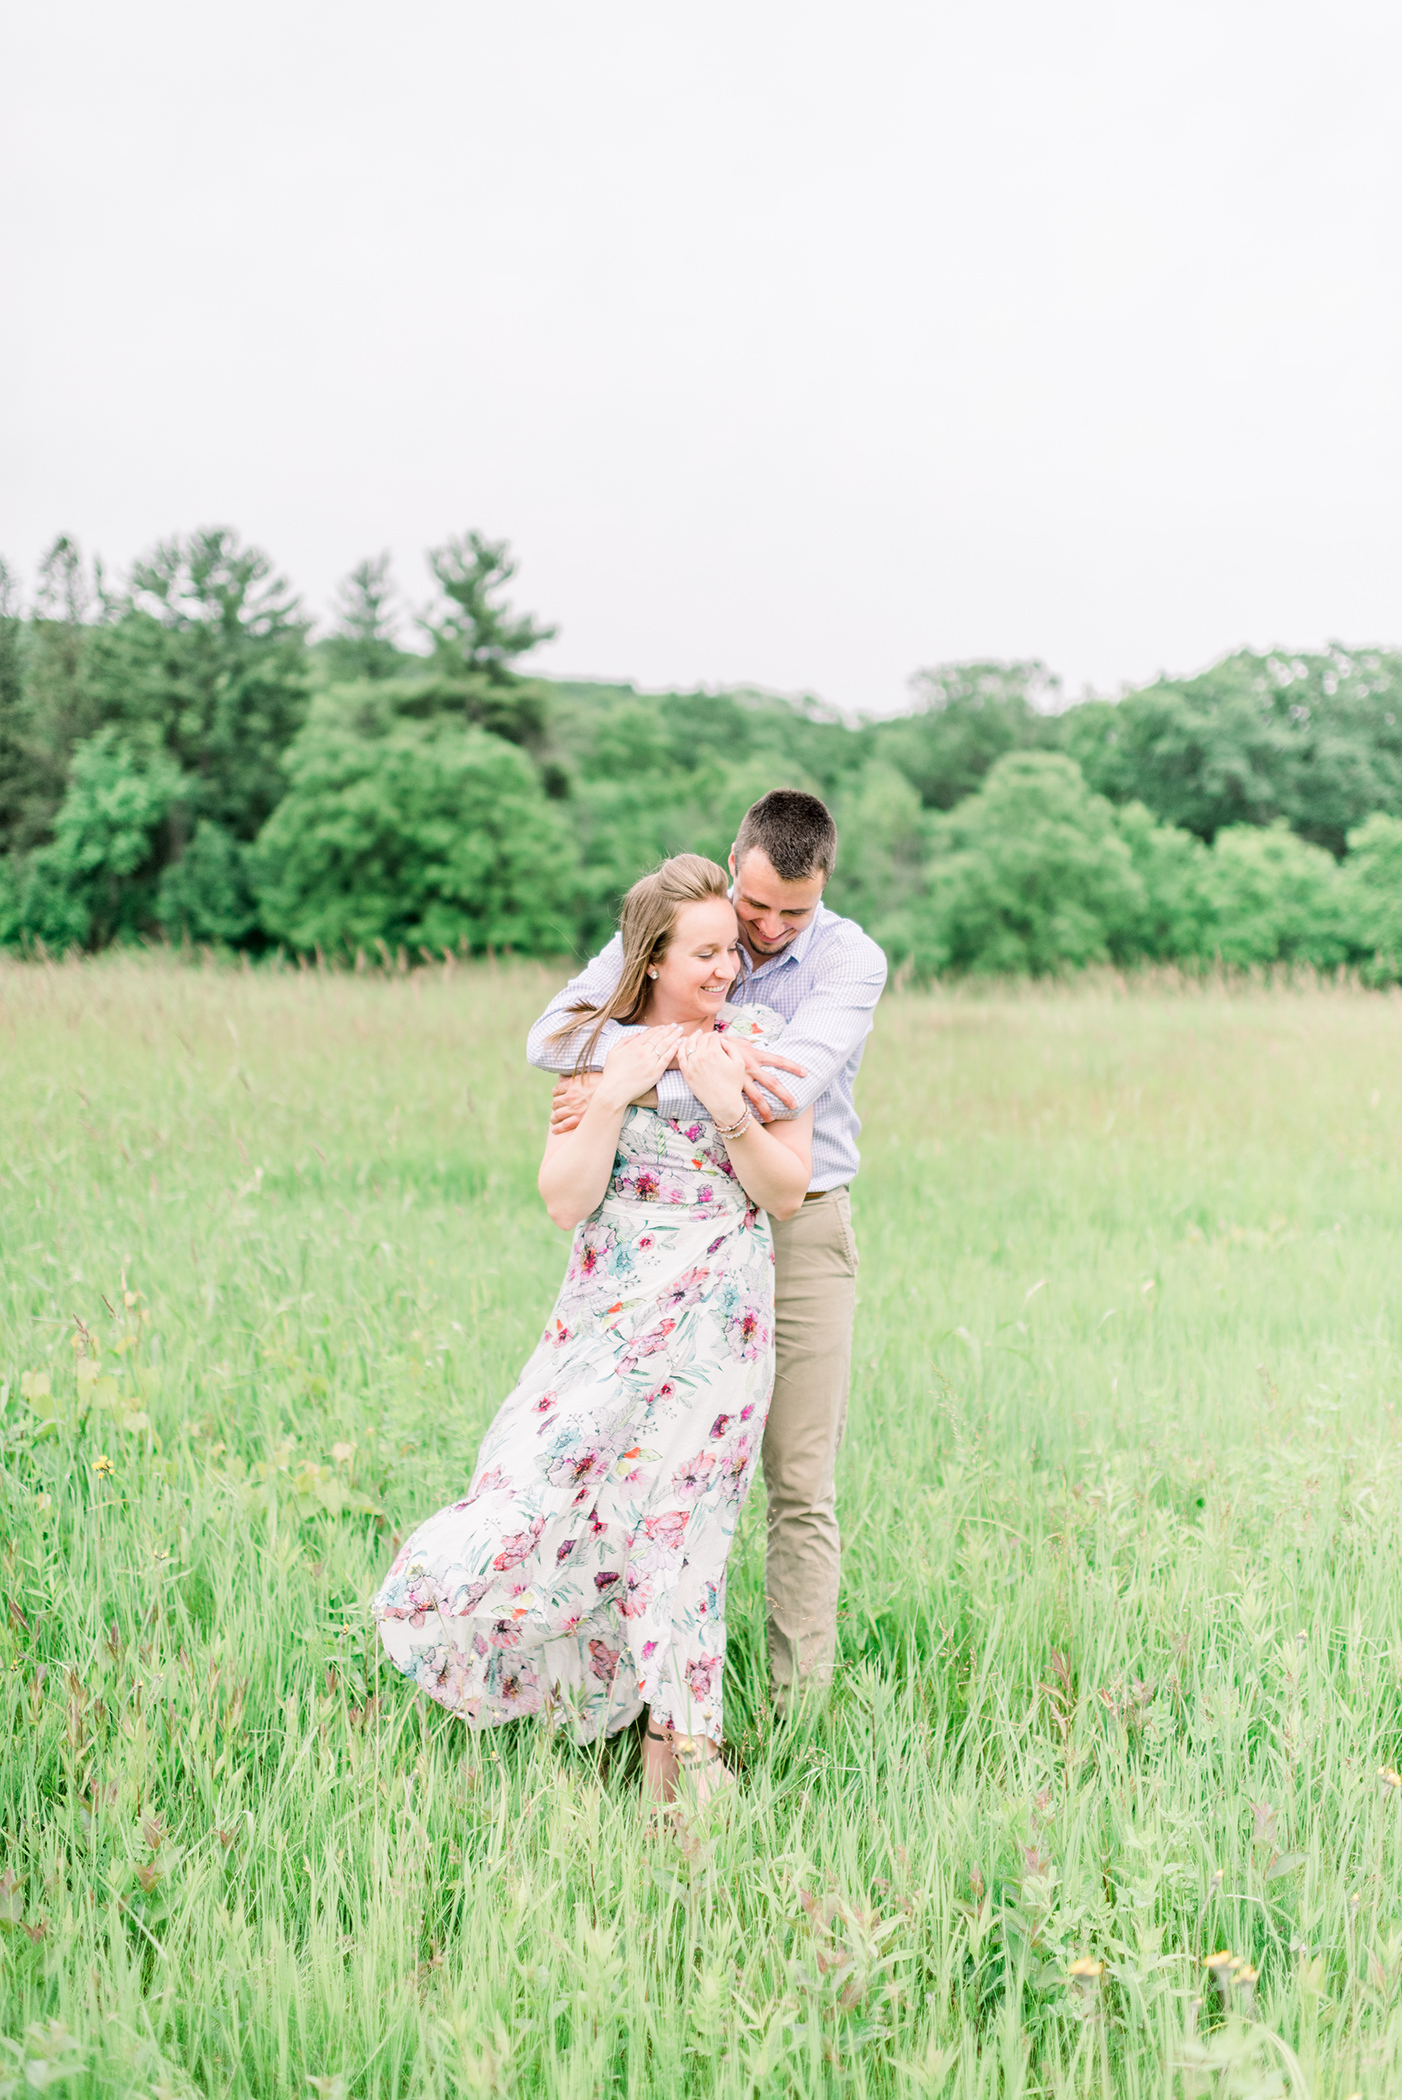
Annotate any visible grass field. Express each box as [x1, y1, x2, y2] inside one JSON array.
[[4, 958, 1402, 2099]]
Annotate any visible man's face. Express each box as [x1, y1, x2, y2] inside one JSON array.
[[728, 847, 827, 962]]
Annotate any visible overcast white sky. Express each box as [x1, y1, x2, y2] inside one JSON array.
[[3, 2, 1400, 712]]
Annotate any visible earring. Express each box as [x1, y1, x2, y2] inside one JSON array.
[[647, 968, 658, 979]]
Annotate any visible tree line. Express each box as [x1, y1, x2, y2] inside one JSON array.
[[3, 526, 1402, 979]]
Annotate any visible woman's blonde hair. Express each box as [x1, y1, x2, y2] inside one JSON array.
[[553, 853, 732, 1073]]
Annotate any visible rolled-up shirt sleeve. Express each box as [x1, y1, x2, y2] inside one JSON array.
[[746, 942, 888, 1117]]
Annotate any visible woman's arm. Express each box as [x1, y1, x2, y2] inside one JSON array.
[[721, 1105, 814, 1220], [538, 1026, 683, 1230], [677, 1033, 814, 1221]]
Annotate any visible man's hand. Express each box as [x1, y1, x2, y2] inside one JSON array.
[[549, 1071, 598, 1135], [731, 1039, 807, 1122]]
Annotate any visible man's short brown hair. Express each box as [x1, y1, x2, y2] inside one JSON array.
[[733, 789, 837, 883]]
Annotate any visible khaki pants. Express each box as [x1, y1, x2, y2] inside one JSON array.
[[761, 1185, 858, 1700]]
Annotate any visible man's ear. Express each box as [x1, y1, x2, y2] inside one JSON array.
[[727, 848, 737, 882]]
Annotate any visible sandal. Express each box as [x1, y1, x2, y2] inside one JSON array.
[[671, 1732, 735, 1811], [640, 1724, 676, 1834]]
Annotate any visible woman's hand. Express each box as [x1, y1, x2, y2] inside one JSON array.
[[595, 1026, 686, 1113], [676, 1030, 748, 1125], [539, 1025, 684, 1231]]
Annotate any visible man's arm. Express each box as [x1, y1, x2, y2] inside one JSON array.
[[744, 933, 888, 1118], [526, 935, 631, 1074]]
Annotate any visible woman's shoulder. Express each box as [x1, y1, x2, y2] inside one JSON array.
[[715, 1001, 785, 1046]]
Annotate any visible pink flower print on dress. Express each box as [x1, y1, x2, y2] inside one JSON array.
[[546, 1445, 610, 1493], [462, 1464, 507, 1506], [719, 1435, 754, 1497], [709, 1413, 733, 1440], [449, 1575, 494, 1616], [571, 1232, 612, 1281], [725, 1301, 769, 1362], [641, 1382, 676, 1410], [492, 1514, 546, 1571], [593, 1569, 620, 1592], [555, 1538, 576, 1563], [639, 1509, 689, 1567], [641, 1640, 658, 1660], [546, 1319, 572, 1348], [684, 1655, 720, 1701], [670, 1451, 718, 1501], [658, 1266, 709, 1315], [587, 1638, 621, 1684], [617, 1317, 675, 1373], [492, 1662, 538, 1714]]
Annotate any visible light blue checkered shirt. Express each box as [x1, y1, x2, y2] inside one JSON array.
[[525, 902, 888, 1191]]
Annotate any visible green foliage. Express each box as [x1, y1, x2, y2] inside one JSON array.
[[1063, 647, 1402, 853], [888, 753, 1363, 979], [825, 762, 928, 957], [0, 850, 19, 949], [1200, 822, 1349, 969], [1342, 812, 1402, 981], [86, 527, 309, 842], [252, 699, 578, 955], [546, 682, 867, 939], [385, 667, 555, 751], [17, 731, 183, 952], [915, 752, 1144, 975], [156, 819, 259, 947], [10, 537, 107, 852], [6, 514, 1402, 980], [421, 531, 558, 682], [1112, 798, 1215, 961], [0, 560, 28, 855], [549, 681, 866, 802], [320, 554, 404, 683], [873, 658, 1061, 811]]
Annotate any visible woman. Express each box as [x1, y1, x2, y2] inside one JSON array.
[[371, 855, 812, 1808]]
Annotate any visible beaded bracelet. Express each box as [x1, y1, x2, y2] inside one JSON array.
[[712, 1105, 753, 1140]]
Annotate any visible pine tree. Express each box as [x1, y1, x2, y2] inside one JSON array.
[[324, 554, 404, 682]]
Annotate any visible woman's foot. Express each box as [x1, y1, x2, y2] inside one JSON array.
[[671, 1732, 734, 1811], [641, 1722, 677, 1827]]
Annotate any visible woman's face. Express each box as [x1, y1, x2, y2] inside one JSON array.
[[647, 897, 740, 1025]]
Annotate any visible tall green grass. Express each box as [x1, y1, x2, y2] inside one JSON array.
[[4, 957, 1402, 2098]]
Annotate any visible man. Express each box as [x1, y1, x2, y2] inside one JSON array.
[[526, 788, 887, 1711]]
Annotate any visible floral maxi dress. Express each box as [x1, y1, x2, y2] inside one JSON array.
[[371, 1006, 784, 1746]]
